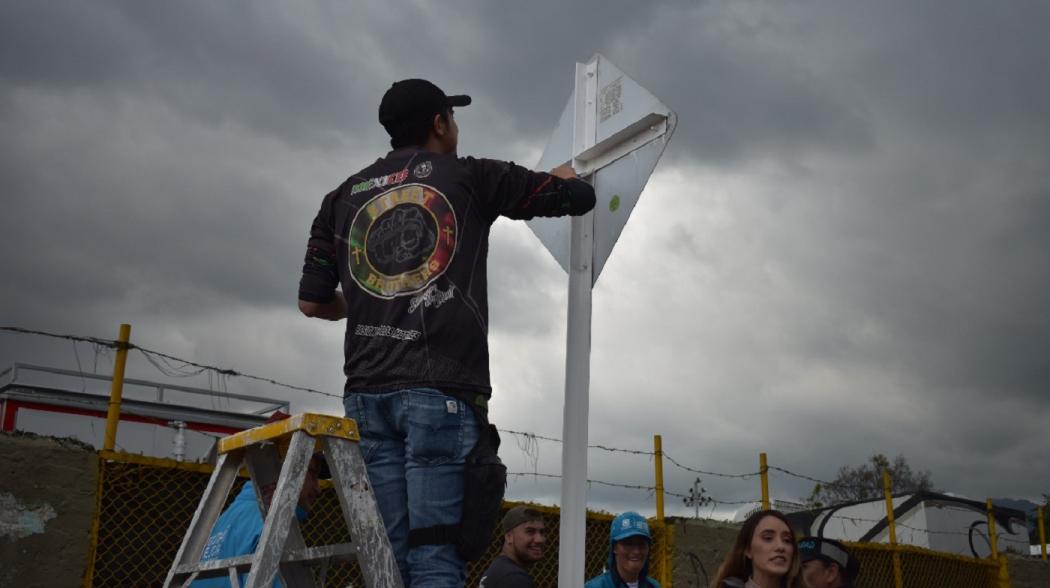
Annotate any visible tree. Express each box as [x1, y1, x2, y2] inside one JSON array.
[[806, 454, 935, 509]]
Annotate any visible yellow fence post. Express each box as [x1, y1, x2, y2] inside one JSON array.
[[1039, 506, 1047, 561], [986, 498, 999, 558], [102, 323, 131, 451], [882, 469, 903, 588], [986, 498, 1011, 588], [81, 453, 106, 587], [759, 452, 770, 511], [654, 434, 669, 587], [654, 435, 665, 522]]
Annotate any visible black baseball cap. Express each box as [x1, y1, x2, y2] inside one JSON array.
[[378, 79, 471, 134], [799, 537, 860, 587]]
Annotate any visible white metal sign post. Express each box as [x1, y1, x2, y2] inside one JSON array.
[[559, 58, 598, 585], [529, 54, 676, 587]]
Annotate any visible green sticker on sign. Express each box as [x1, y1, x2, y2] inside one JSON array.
[[609, 194, 621, 212]]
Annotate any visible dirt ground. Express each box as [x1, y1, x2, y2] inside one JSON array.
[[670, 516, 741, 588], [0, 431, 98, 588]]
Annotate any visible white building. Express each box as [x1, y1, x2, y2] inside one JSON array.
[[786, 491, 1029, 557]]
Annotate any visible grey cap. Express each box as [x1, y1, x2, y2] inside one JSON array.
[[502, 506, 544, 533]]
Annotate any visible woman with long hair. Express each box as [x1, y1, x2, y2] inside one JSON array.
[[711, 510, 803, 588]]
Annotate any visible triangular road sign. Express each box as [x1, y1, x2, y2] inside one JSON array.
[[528, 53, 677, 283]]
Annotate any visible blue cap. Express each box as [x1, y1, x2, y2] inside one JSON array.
[[610, 511, 651, 542]]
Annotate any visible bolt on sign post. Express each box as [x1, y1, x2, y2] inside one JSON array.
[[103, 323, 132, 451], [882, 469, 903, 588], [528, 53, 676, 587]]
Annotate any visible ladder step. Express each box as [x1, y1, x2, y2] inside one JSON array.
[[173, 543, 357, 578]]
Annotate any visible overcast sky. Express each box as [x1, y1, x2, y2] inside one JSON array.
[[2, 1, 1049, 519]]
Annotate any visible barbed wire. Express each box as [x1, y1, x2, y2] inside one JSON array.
[[499, 429, 562, 444], [768, 465, 841, 488], [0, 326, 120, 348], [498, 429, 653, 456], [132, 347, 342, 400], [507, 472, 759, 506], [7, 326, 1039, 519], [139, 349, 211, 379], [819, 513, 979, 537], [0, 325, 343, 401], [663, 451, 761, 479], [509, 472, 655, 494], [0, 326, 852, 498]]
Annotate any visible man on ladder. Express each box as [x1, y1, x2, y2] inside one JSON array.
[[297, 78, 595, 586]]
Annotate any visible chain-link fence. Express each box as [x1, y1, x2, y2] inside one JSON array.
[[88, 453, 219, 587], [87, 451, 1013, 588], [849, 542, 1000, 588], [668, 518, 1010, 588], [87, 452, 644, 587]]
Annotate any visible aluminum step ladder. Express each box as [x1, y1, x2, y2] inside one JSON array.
[[163, 413, 402, 588]]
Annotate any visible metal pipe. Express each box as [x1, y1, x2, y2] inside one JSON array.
[[102, 324, 131, 451], [1039, 506, 1047, 561], [882, 469, 903, 588], [82, 454, 107, 587], [558, 56, 598, 588], [654, 435, 665, 521], [986, 499, 1012, 588], [759, 452, 770, 510], [986, 498, 1000, 558], [170, 420, 187, 461], [10, 362, 285, 407], [654, 434, 668, 588]]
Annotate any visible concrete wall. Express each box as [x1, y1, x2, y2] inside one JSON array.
[[670, 517, 741, 588], [1008, 555, 1050, 588], [0, 432, 98, 588]]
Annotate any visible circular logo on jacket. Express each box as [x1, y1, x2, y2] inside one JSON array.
[[348, 183, 457, 299], [413, 161, 432, 179]]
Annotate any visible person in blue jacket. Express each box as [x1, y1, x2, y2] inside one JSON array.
[[585, 511, 661, 588], [190, 451, 323, 587]]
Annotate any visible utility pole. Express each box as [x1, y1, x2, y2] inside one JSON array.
[[683, 477, 711, 518]]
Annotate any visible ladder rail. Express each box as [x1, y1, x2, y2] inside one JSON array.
[[242, 430, 316, 588], [325, 436, 404, 587], [163, 451, 242, 588], [243, 438, 318, 588]]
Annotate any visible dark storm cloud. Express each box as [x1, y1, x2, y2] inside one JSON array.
[[0, 92, 307, 315], [2, 0, 1049, 507], [0, 1, 382, 148], [631, 2, 1050, 401]]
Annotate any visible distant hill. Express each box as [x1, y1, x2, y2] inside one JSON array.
[[994, 498, 1041, 533]]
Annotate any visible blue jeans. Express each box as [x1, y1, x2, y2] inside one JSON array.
[[343, 388, 480, 588]]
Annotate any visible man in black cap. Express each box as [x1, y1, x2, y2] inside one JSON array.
[[480, 506, 547, 588], [799, 537, 860, 588], [298, 79, 595, 587]]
